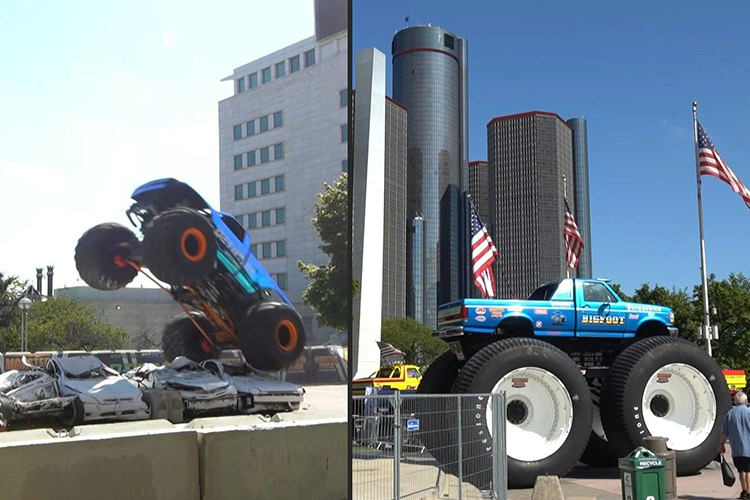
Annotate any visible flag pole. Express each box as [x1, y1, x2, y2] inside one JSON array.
[[563, 175, 570, 279], [693, 101, 712, 357]]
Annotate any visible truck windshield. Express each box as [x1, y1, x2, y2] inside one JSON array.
[[528, 283, 559, 300]]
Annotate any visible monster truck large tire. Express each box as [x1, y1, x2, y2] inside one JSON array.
[[162, 313, 216, 363], [142, 209, 217, 286], [451, 338, 592, 489], [413, 350, 464, 473], [60, 397, 85, 427], [600, 336, 730, 476], [580, 378, 619, 467], [238, 302, 305, 371], [75, 223, 138, 290]]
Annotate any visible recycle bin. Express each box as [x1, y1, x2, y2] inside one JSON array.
[[643, 436, 677, 500], [619, 446, 666, 500]]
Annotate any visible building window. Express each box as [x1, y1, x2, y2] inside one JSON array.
[[304, 49, 315, 67], [275, 175, 284, 192], [249, 73, 258, 89], [444, 34, 455, 50], [247, 150, 256, 167], [246, 120, 255, 136], [261, 67, 272, 84], [234, 155, 243, 170], [273, 111, 282, 128], [262, 242, 272, 259], [275, 61, 285, 78], [260, 147, 270, 163], [248, 182, 257, 198], [342, 159, 348, 172], [275, 207, 285, 224], [340, 89, 347, 107], [250, 244, 257, 256], [235, 214, 244, 227], [261, 178, 270, 195], [236, 78, 245, 93], [341, 124, 347, 142], [233, 125, 242, 140], [274, 143, 283, 160], [289, 55, 300, 73], [260, 115, 269, 132], [276, 240, 286, 257], [234, 185, 243, 200], [276, 273, 287, 290], [247, 213, 257, 229], [261, 210, 271, 227]]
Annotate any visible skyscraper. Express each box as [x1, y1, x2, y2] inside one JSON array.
[[392, 25, 468, 327], [567, 117, 593, 278], [468, 160, 489, 223], [218, 0, 347, 343], [487, 111, 575, 299]]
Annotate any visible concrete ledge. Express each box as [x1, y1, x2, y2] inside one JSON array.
[[197, 418, 347, 500], [0, 425, 199, 500]]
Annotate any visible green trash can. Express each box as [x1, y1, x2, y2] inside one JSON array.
[[619, 446, 666, 500]]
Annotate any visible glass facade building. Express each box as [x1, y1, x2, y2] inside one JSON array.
[[567, 117, 593, 278], [392, 26, 468, 327]]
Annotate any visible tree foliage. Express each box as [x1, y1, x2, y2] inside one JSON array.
[[0, 295, 128, 352], [298, 173, 353, 332], [381, 317, 447, 368], [0, 273, 27, 330]]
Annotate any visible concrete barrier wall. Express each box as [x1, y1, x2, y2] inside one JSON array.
[[0, 418, 346, 500], [197, 419, 348, 500], [0, 421, 200, 500]]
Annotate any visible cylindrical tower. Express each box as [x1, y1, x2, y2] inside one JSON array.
[[393, 25, 465, 327], [567, 117, 593, 278]]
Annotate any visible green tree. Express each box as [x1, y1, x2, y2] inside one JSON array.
[[698, 273, 750, 369], [0, 273, 27, 330], [0, 295, 128, 352], [381, 317, 447, 368], [631, 283, 700, 344], [298, 173, 353, 332]]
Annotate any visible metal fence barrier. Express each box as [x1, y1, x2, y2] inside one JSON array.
[[352, 392, 507, 500]]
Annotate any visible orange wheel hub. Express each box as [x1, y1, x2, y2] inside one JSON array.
[[180, 228, 207, 262], [275, 320, 298, 352]]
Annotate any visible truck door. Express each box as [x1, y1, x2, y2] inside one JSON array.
[[576, 281, 627, 337]]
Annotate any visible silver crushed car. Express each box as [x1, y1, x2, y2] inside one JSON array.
[[201, 359, 304, 414], [124, 357, 239, 415], [0, 355, 149, 428]]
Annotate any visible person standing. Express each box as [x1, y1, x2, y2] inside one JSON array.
[[720, 391, 750, 499]]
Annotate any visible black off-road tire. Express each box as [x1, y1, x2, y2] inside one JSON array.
[[142, 209, 216, 286], [451, 338, 592, 489], [413, 350, 464, 473], [238, 302, 306, 372], [60, 397, 85, 427], [162, 313, 216, 363], [600, 336, 730, 476], [75, 223, 138, 290], [580, 378, 619, 467]]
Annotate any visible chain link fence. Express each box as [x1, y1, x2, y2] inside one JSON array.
[[352, 392, 507, 500]]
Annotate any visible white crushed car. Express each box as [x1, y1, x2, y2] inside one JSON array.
[[201, 359, 304, 414], [124, 357, 239, 415], [0, 355, 149, 428]]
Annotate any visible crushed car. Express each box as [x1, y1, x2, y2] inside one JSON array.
[[201, 359, 304, 414], [0, 355, 150, 428], [125, 357, 239, 416]]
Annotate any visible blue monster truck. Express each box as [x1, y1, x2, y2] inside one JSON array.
[[74, 178, 305, 372], [421, 278, 729, 489]]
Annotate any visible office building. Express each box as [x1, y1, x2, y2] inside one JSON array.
[[487, 111, 575, 299], [218, 0, 347, 343], [392, 25, 469, 327], [468, 160, 489, 223], [567, 117, 593, 278]]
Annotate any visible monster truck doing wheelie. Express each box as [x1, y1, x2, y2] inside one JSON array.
[[423, 278, 729, 489], [74, 178, 305, 371]]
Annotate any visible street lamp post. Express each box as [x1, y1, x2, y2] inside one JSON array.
[[18, 297, 31, 352]]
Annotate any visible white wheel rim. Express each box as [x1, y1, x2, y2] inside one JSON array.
[[487, 367, 574, 461], [642, 363, 716, 451]]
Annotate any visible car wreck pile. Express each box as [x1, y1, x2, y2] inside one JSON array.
[[0, 354, 304, 430]]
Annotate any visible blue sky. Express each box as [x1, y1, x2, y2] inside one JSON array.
[[0, 1, 313, 289], [354, 0, 750, 296]]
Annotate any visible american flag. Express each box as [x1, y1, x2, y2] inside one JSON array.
[[470, 203, 499, 298], [564, 198, 584, 269], [376, 341, 403, 359], [698, 122, 750, 210]]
